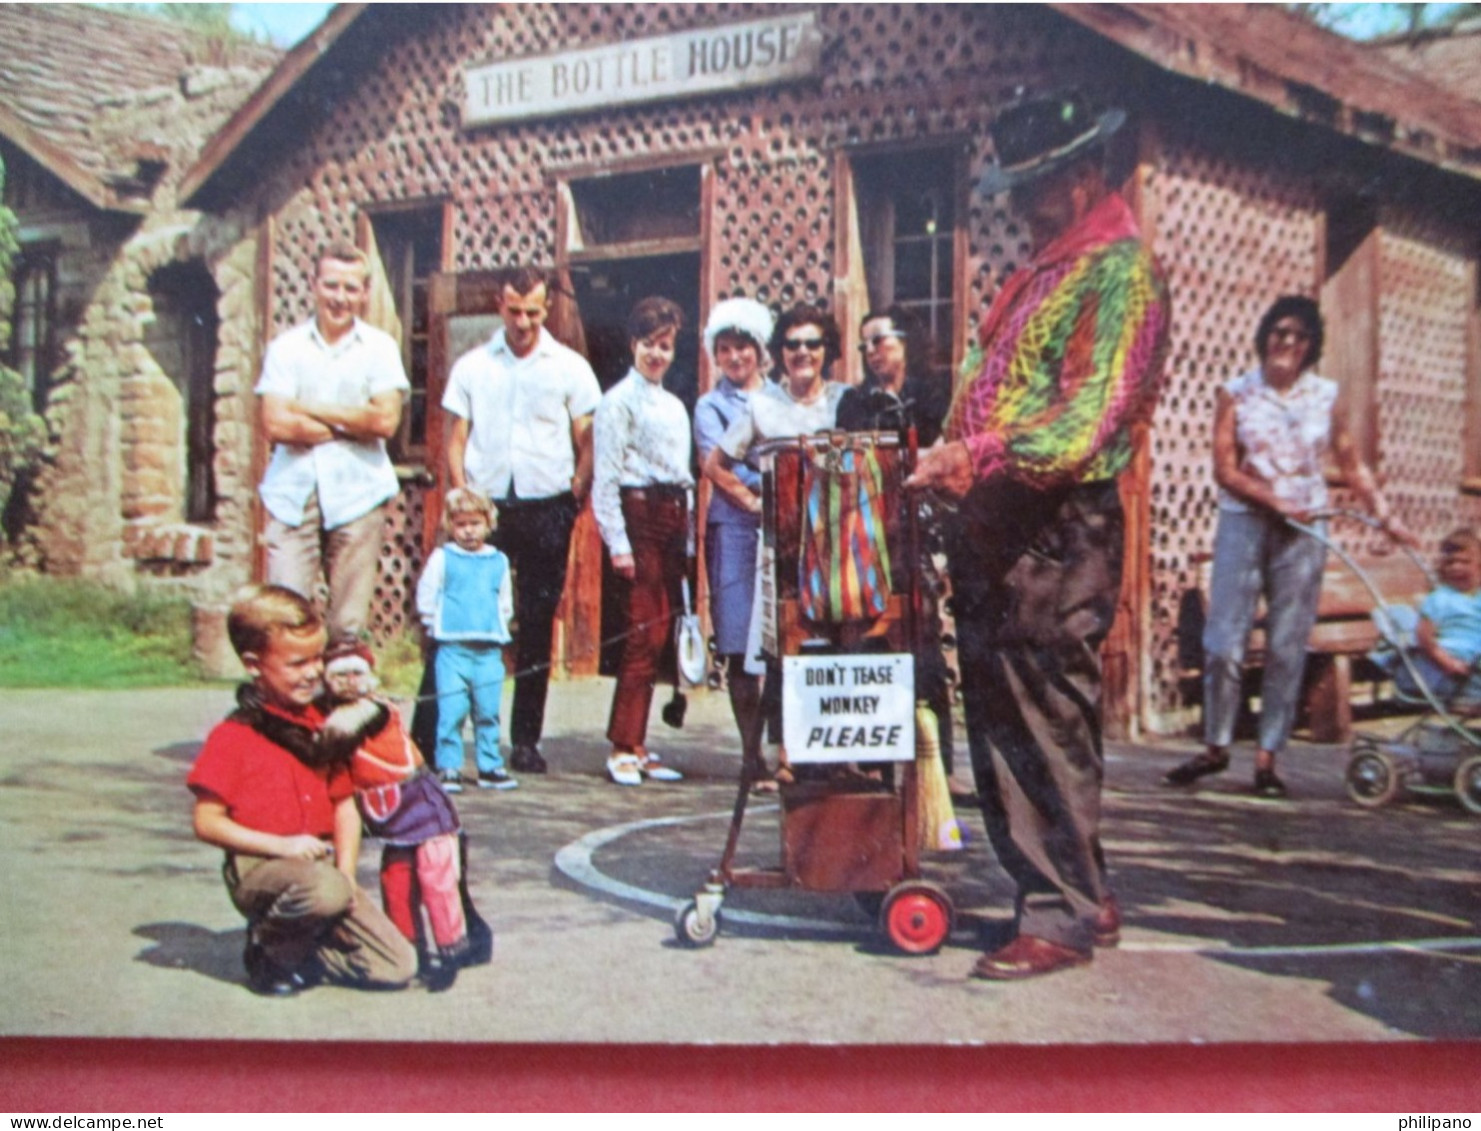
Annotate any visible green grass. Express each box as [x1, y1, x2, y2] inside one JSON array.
[[0, 575, 202, 688], [372, 629, 426, 699]]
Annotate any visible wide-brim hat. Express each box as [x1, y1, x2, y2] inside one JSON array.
[[978, 91, 1125, 196]]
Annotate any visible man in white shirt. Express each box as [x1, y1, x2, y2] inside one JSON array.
[[442, 266, 602, 773], [256, 243, 408, 641]]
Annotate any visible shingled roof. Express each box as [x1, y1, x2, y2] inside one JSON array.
[[1370, 20, 1481, 106], [1051, 3, 1481, 180], [0, 3, 280, 213]]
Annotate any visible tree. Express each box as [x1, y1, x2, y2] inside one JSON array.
[[0, 154, 49, 536], [112, 3, 267, 46], [1288, 3, 1481, 40]]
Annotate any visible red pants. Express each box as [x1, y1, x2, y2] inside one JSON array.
[[378, 834, 466, 952], [607, 489, 688, 749]]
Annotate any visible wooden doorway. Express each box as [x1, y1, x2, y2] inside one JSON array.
[[424, 267, 603, 679], [569, 254, 702, 675]]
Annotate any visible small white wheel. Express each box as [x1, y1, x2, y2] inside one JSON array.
[[674, 899, 719, 947], [1346, 749, 1400, 808], [1453, 755, 1481, 815]]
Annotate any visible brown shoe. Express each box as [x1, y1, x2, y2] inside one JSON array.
[[1093, 895, 1121, 949], [970, 935, 1091, 981]]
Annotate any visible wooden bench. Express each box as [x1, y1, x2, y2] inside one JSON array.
[[1182, 551, 1431, 744]]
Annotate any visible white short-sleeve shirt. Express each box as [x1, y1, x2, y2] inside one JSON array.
[[718, 379, 848, 463], [255, 318, 409, 530], [1218, 367, 1338, 516], [443, 327, 603, 500]]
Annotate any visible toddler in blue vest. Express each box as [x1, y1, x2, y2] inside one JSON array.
[[416, 487, 516, 792]]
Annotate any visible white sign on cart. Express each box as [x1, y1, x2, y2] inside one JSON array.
[[781, 653, 915, 763]]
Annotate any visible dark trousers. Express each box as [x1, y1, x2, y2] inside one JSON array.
[[607, 490, 688, 749], [948, 479, 1123, 951], [495, 492, 579, 748]]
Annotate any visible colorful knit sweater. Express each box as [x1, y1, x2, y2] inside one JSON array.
[[946, 192, 1170, 486]]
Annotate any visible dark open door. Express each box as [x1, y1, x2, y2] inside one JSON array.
[[426, 268, 603, 679]]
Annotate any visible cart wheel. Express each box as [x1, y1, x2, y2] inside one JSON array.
[[674, 899, 720, 948], [880, 882, 954, 955], [1346, 749, 1400, 808], [1453, 756, 1481, 815]]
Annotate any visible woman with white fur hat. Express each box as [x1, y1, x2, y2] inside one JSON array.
[[693, 297, 774, 791]]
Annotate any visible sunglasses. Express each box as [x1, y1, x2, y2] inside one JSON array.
[[858, 331, 905, 353], [782, 337, 826, 352]]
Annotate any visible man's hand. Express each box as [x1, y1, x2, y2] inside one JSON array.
[[905, 440, 976, 500], [611, 552, 636, 580], [278, 834, 331, 860], [572, 472, 593, 506]]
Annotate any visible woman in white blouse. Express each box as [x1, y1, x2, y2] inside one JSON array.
[[592, 296, 693, 787]]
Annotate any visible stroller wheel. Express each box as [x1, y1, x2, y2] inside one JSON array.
[[1346, 749, 1400, 808], [1453, 755, 1481, 815]]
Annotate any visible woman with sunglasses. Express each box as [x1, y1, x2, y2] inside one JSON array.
[[1164, 295, 1412, 798], [837, 305, 949, 447], [702, 303, 848, 510], [702, 302, 848, 785], [837, 305, 956, 772]]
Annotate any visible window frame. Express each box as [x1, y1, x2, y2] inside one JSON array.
[[837, 139, 969, 386], [360, 200, 452, 466], [6, 243, 59, 414]]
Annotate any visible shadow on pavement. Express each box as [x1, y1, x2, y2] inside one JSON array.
[[133, 921, 247, 988]]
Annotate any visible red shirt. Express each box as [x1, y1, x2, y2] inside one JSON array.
[[187, 708, 352, 840]]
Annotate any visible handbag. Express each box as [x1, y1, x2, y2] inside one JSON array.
[[798, 444, 893, 624], [674, 577, 706, 689]]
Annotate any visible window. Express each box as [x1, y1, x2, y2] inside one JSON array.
[[367, 206, 445, 461], [568, 165, 702, 251], [7, 245, 57, 414], [851, 147, 958, 377], [146, 261, 219, 523]]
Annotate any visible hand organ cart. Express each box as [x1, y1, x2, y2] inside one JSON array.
[[675, 430, 958, 954]]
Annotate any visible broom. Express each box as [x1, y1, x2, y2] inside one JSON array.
[[900, 422, 961, 853], [915, 700, 962, 851]]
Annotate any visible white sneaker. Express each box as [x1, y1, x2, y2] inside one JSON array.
[[639, 754, 683, 782], [606, 752, 643, 786]]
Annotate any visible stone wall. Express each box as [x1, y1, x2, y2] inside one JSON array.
[[29, 213, 260, 605], [7, 59, 271, 676]]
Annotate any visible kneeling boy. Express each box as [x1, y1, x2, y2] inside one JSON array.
[[187, 584, 417, 996]]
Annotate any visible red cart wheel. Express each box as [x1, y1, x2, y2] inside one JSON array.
[[880, 882, 954, 955]]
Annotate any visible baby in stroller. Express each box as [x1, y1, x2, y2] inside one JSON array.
[[1372, 527, 1481, 710]]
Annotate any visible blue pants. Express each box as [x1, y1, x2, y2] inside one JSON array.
[[434, 642, 507, 775], [1203, 509, 1327, 754]]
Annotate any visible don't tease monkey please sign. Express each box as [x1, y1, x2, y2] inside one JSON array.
[[781, 653, 915, 763]]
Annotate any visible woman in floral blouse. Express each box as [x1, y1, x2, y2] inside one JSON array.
[[1164, 295, 1411, 798]]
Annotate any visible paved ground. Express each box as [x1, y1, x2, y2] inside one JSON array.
[[3, 681, 1480, 1045]]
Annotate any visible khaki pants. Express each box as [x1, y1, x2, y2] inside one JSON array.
[[226, 854, 417, 989], [265, 492, 387, 640]]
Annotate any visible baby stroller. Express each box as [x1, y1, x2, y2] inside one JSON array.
[[1299, 514, 1481, 813]]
